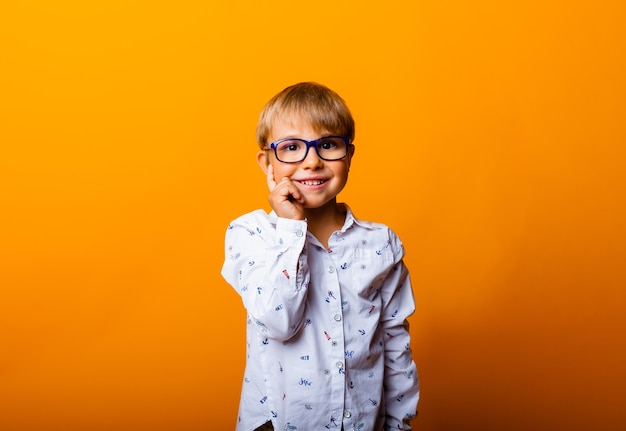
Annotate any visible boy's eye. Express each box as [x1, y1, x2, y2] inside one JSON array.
[[319, 139, 338, 150], [277, 140, 302, 152]]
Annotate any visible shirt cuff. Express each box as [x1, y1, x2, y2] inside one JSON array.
[[275, 217, 308, 242]]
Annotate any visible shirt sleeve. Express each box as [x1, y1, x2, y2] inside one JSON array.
[[380, 232, 420, 430], [221, 213, 311, 341]]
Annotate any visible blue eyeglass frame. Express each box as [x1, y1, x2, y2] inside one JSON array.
[[265, 136, 353, 163]]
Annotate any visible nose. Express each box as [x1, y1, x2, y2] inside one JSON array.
[[302, 145, 324, 168]]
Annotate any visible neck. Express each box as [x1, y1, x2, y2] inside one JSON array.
[[304, 200, 346, 249]]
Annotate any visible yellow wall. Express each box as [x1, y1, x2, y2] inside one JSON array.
[[1, 1, 624, 430]]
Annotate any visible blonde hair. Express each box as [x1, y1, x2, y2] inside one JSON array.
[[256, 82, 355, 149]]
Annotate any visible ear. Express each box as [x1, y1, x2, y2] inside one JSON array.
[[348, 144, 355, 158], [256, 150, 269, 174], [346, 144, 355, 169]]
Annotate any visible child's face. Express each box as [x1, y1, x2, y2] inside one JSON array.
[[257, 115, 354, 211]]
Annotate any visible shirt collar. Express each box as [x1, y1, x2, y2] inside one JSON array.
[[267, 203, 374, 232], [340, 203, 377, 232]]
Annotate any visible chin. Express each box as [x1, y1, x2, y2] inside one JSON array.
[[303, 197, 336, 210]]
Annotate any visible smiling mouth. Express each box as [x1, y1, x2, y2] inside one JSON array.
[[296, 179, 327, 186]]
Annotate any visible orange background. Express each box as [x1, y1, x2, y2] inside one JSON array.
[[1, 1, 625, 430]]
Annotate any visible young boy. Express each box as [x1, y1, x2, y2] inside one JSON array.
[[222, 82, 419, 431]]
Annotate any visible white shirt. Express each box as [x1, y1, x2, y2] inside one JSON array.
[[222, 205, 419, 431]]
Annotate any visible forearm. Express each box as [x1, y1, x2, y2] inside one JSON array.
[[222, 216, 310, 340], [382, 263, 420, 429]]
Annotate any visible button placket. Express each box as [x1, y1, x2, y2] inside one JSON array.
[[324, 242, 346, 407]]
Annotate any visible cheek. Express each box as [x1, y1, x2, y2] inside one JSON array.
[[271, 163, 295, 181], [337, 163, 351, 179]]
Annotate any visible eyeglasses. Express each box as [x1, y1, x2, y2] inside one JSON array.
[[265, 136, 352, 163]]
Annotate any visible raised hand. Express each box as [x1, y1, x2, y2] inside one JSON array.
[[266, 164, 306, 220]]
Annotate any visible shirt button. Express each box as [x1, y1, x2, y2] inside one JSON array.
[[334, 314, 342, 322], [295, 230, 303, 237], [336, 361, 343, 368], [328, 266, 335, 273], [344, 410, 352, 418]]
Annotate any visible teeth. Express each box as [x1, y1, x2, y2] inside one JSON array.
[[300, 180, 325, 186]]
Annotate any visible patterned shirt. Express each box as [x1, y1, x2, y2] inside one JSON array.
[[221, 205, 419, 431]]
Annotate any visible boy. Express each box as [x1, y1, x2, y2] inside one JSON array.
[[222, 82, 419, 431]]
